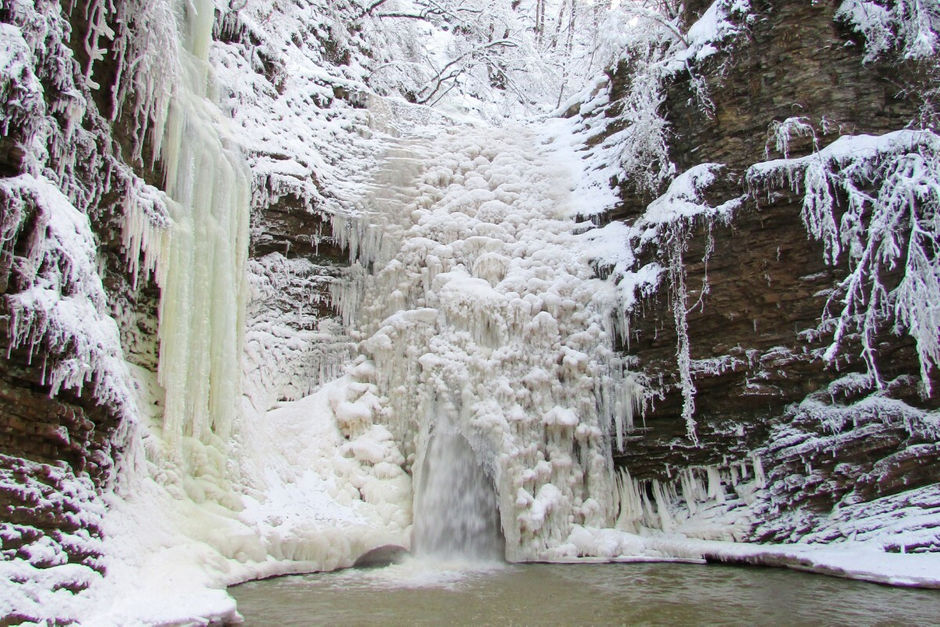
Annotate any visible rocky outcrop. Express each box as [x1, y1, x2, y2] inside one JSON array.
[[1, 2, 372, 610], [608, 0, 939, 546], [0, 0, 147, 595]]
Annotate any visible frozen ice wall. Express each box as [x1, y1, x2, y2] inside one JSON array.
[[151, 0, 250, 456], [88, 5, 416, 620], [333, 124, 645, 561]]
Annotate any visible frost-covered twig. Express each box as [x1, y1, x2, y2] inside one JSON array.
[[836, 0, 940, 62], [415, 38, 519, 105], [748, 130, 940, 394], [619, 6, 690, 48], [667, 231, 699, 444], [604, 59, 675, 195], [765, 116, 819, 160], [79, 0, 180, 165], [587, 164, 741, 444]]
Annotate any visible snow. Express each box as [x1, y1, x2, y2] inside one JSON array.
[[680, 0, 752, 64], [0, 455, 109, 624], [642, 163, 738, 225], [82, 368, 411, 624], [0, 22, 44, 141], [0, 174, 135, 421], [550, 524, 940, 590]]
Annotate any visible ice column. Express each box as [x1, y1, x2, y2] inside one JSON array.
[[156, 0, 250, 451]]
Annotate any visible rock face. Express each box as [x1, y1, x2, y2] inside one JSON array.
[[0, 341, 115, 584], [608, 0, 939, 547], [2, 2, 361, 611], [0, 0, 142, 592]]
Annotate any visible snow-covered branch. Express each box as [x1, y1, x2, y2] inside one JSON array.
[[837, 0, 940, 62], [748, 130, 940, 394], [416, 38, 519, 105]]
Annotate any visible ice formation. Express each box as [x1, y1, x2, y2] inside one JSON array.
[[331, 125, 645, 561], [147, 0, 250, 454], [4, 0, 940, 622]]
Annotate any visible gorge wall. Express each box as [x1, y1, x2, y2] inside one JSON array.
[[599, 0, 939, 548]]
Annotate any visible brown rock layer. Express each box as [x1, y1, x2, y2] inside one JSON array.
[[610, 0, 939, 542]]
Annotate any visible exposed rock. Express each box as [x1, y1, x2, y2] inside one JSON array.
[[609, 0, 939, 545], [352, 544, 408, 568], [0, 0, 153, 601]]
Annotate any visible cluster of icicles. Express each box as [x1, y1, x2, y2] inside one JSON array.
[[330, 126, 645, 560], [113, 0, 648, 562], [119, 0, 250, 460]]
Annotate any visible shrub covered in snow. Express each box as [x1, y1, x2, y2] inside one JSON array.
[[836, 0, 940, 62]]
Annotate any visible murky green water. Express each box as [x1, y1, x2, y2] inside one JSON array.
[[230, 560, 940, 626]]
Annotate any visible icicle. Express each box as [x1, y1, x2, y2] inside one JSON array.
[[705, 466, 725, 503], [751, 453, 766, 488], [150, 0, 251, 454]]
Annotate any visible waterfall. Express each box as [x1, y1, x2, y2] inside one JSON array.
[[412, 398, 504, 560], [334, 125, 644, 561]]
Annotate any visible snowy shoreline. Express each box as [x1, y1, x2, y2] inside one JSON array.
[[222, 539, 940, 592]]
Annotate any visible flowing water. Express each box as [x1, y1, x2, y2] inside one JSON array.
[[412, 409, 505, 560], [230, 561, 940, 625]]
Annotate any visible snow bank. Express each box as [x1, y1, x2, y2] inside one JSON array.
[[554, 526, 940, 589], [85, 367, 410, 624]]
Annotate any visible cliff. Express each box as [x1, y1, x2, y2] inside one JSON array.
[[597, 0, 939, 549], [0, 0, 938, 622]]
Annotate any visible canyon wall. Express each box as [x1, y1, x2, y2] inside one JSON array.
[[604, 0, 939, 548]]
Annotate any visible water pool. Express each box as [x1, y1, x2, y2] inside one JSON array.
[[230, 560, 940, 625]]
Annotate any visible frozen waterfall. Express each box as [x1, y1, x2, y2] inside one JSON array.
[[120, 0, 250, 457], [333, 123, 645, 561]]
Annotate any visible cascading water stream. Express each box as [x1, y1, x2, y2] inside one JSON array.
[[412, 400, 505, 561]]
